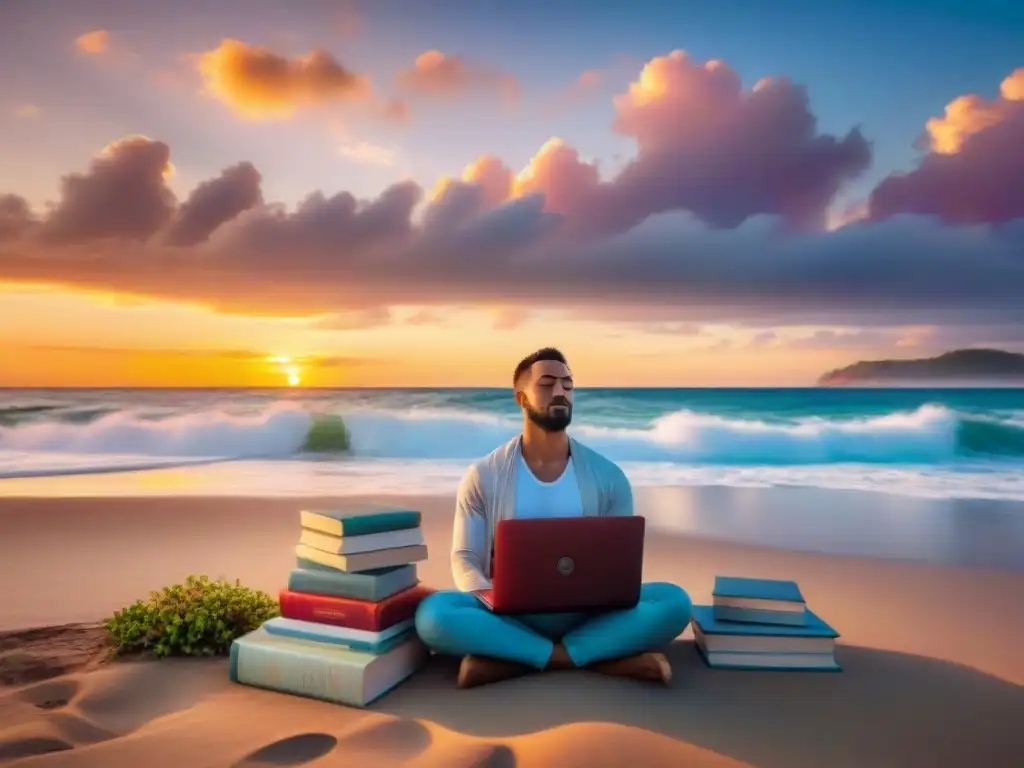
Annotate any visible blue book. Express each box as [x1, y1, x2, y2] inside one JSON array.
[[289, 563, 418, 602], [692, 605, 840, 671], [300, 508, 421, 537], [712, 575, 807, 625], [692, 605, 837, 638], [263, 616, 415, 654]]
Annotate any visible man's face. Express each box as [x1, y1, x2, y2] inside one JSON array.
[[517, 360, 574, 432]]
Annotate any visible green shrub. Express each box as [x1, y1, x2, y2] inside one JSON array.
[[105, 575, 279, 658]]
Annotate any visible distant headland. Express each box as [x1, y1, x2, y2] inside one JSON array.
[[818, 349, 1024, 387]]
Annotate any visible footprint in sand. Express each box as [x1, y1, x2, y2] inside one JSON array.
[[0, 736, 74, 762], [447, 743, 517, 768], [232, 733, 338, 767], [46, 711, 118, 746], [336, 718, 432, 760], [14, 678, 81, 711]]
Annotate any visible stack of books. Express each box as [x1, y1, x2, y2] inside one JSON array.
[[229, 507, 433, 706], [690, 575, 841, 671]]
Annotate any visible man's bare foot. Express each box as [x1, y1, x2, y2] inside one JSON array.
[[457, 655, 532, 689], [587, 652, 672, 684]]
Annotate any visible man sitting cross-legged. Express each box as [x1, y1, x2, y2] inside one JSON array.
[[415, 347, 692, 689]]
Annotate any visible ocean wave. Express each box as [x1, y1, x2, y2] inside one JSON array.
[[0, 403, 312, 460], [0, 401, 1023, 477]]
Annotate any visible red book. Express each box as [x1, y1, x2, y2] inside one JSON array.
[[278, 584, 434, 632]]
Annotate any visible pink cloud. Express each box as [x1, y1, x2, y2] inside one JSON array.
[[869, 69, 1024, 224], [474, 51, 871, 234], [398, 51, 520, 103], [0, 54, 1021, 334]]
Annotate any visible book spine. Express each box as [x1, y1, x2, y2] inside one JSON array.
[[230, 638, 369, 706], [343, 545, 429, 572], [294, 556, 342, 573], [279, 590, 379, 631], [286, 567, 416, 602], [337, 511, 422, 537], [302, 526, 425, 555], [279, 585, 435, 631]]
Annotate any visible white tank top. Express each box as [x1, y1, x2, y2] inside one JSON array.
[[513, 454, 585, 519]]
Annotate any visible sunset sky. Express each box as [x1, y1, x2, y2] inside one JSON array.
[[1, 0, 1022, 387]]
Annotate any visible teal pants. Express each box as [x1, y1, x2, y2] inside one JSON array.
[[415, 582, 692, 669]]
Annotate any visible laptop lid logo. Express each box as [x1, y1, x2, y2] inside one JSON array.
[[556, 556, 575, 576]]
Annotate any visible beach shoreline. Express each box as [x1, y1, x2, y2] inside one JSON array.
[[1, 490, 1022, 680], [1, 489, 1023, 767], [3, 479, 1024, 567]]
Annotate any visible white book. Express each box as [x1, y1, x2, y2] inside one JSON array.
[[713, 595, 806, 613], [694, 625, 835, 655], [294, 543, 428, 573], [299, 526, 425, 555], [230, 629, 428, 707]]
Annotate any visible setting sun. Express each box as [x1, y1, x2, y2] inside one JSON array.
[[268, 355, 301, 386]]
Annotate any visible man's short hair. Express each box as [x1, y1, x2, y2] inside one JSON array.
[[513, 347, 568, 387]]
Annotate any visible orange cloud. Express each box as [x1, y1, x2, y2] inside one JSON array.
[[398, 50, 519, 102], [196, 39, 371, 119], [512, 138, 601, 217], [461, 155, 513, 209], [13, 104, 40, 119], [75, 29, 109, 55], [426, 154, 513, 215], [925, 69, 1024, 154], [870, 68, 1024, 224]]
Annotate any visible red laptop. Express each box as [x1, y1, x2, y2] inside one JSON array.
[[475, 516, 645, 614]]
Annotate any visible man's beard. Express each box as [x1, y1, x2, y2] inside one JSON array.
[[524, 396, 573, 433]]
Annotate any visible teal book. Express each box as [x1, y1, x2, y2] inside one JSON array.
[[692, 605, 840, 666], [229, 628, 429, 707], [263, 616, 415, 654], [712, 575, 807, 625], [695, 643, 841, 672], [288, 563, 418, 602], [301, 508, 421, 538]]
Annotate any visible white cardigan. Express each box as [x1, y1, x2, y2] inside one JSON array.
[[450, 435, 634, 592]]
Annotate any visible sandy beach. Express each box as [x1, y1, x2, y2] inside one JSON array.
[[1, 489, 1023, 767]]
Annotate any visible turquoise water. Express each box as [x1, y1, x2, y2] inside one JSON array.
[[1, 387, 1023, 500]]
